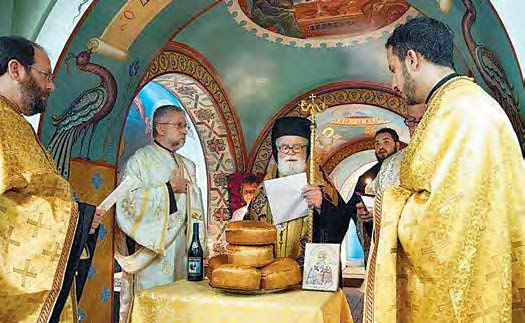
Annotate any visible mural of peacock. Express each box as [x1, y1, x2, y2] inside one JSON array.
[[461, 0, 524, 154], [47, 50, 118, 178]]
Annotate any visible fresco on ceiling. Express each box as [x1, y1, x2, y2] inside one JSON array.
[[239, 0, 410, 39], [314, 104, 409, 164]]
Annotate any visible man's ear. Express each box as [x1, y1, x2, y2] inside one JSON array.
[[7, 59, 24, 81], [405, 49, 420, 72]]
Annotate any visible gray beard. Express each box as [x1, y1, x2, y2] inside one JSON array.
[[277, 160, 307, 177]]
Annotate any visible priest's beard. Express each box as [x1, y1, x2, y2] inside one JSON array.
[[277, 155, 307, 177], [401, 64, 417, 105], [19, 75, 49, 116]]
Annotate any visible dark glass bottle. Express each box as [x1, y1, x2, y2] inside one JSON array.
[[187, 222, 203, 281]]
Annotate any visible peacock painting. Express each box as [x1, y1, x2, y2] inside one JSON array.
[[461, 0, 524, 154], [47, 50, 118, 178]]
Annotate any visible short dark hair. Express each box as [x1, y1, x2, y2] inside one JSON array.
[[243, 174, 260, 185], [375, 128, 399, 142], [0, 36, 41, 76], [385, 16, 455, 70], [152, 104, 185, 138]]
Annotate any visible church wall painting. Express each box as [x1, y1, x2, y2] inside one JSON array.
[[234, 0, 412, 45]]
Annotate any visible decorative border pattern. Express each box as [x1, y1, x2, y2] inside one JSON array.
[[248, 82, 405, 174], [323, 138, 376, 175], [225, 1, 419, 48], [137, 42, 246, 249]]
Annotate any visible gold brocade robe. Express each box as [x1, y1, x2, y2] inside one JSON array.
[[0, 96, 77, 322], [248, 163, 342, 261], [367, 76, 525, 322]]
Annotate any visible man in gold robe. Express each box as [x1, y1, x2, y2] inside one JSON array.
[[0, 36, 106, 322], [115, 105, 206, 322], [248, 116, 347, 263], [366, 17, 525, 322]]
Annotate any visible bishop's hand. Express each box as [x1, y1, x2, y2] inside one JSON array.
[[303, 185, 323, 210]]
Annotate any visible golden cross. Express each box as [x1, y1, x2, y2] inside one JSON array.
[[420, 233, 447, 259], [26, 213, 49, 238], [6, 226, 21, 248], [300, 94, 326, 114], [484, 255, 507, 289], [468, 296, 498, 322], [43, 242, 62, 262], [13, 259, 38, 287]]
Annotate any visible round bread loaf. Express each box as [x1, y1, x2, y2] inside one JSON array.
[[225, 220, 277, 245], [210, 264, 261, 290], [260, 258, 302, 290], [226, 244, 274, 268], [206, 254, 228, 280]]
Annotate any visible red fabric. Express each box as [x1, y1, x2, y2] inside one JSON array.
[[227, 172, 264, 211]]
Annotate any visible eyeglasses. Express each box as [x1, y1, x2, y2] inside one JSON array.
[[157, 122, 191, 132], [403, 117, 420, 127], [277, 144, 307, 154], [30, 65, 54, 82]]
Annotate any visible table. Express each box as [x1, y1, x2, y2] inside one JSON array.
[[131, 280, 353, 322]]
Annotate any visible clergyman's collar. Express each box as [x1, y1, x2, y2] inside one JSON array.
[[425, 72, 462, 104], [154, 140, 175, 153]]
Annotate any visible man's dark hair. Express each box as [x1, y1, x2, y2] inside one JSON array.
[[152, 104, 185, 138], [375, 128, 399, 142], [0, 36, 41, 76], [243, 174, 260, 185], [385, 16, 455, 70]]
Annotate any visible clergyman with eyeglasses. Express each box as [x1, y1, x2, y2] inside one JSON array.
[[115, 105, 206, 321], [248, 116, 348, 263]]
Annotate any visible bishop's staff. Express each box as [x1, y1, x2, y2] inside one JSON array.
[[300, 94, 326, 243]]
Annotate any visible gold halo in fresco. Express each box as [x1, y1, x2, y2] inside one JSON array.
[[228, 0, 417, 48]]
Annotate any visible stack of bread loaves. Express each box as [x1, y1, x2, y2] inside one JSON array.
[[208, 220, 302, 291]]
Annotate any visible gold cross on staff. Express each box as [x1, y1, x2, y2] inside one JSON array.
[[300, 93, 326, 115], [43, 242, 63, 262], [26, 213, 49, 238], [298, 93, 327, 243], [13, 259, 38, 287]]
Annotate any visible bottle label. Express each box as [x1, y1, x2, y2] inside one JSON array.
[[188, 257, 202, 275]]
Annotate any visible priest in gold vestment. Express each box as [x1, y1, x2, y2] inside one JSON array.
[[365, 17, 525, 322], [248, 117, 348, 263], [0, 36, 106, 322]]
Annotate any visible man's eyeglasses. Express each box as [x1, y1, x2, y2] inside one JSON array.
[[403, 117, 420, 127], [158, 122, 191, 132], [277, 144, 307, 154], [30, 65, 54, 82]]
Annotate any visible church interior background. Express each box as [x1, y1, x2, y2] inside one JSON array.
[[2, 0, 523, 321]]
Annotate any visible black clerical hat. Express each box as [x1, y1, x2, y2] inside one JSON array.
[[271, 116, 311, 161]]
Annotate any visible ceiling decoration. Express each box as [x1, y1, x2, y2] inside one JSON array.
[[227, 0, 419, 48]]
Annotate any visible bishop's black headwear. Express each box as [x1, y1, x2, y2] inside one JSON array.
[[271, 116, 311, 161]]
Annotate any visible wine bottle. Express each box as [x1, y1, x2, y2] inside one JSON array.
[[187, 222, 203, 281]]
